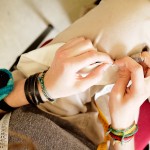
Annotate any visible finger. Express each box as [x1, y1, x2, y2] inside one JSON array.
[[146, 69, 150, 77], [142, 52, 150, 77], [115, 57, 144, 93], [139, 62, 148, 77], [59, 37, 86, 50], [63, 39, 96, 57], [111, 67, 130, 98], [141, 51, 150, 68], [70, 51, 113, 71], [78, 64, 111, 89]]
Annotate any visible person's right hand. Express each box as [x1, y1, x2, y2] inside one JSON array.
[[44, 37, 113, 99], [109, 56, 150, 130]]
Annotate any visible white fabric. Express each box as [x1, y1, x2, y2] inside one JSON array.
[[15, 0, 150, 147], [0, 113, 11, 150], [17, 43, 64, 78]]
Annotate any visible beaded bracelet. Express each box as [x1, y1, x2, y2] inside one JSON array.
[[38, 71, 54, 102], [34, 74, 44, 104]]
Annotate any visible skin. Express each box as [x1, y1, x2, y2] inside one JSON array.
[[2, 37, 150, 149], [44, 37, 113, 99], [109, 55, 150, 149], [4, 37, 113, 106]]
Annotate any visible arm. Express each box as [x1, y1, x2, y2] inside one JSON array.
[[1, 37, 113, 112], [2, 78, 43, 112]]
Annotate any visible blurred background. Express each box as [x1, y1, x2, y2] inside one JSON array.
[[0, 0, 100, 69]]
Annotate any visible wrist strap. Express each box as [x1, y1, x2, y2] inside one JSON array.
[[0, 100, 16, 112]]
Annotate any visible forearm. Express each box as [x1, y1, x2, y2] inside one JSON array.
[[4, 79, 29, 108]]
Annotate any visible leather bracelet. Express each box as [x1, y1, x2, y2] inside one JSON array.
[[28, 74, 39, 105], [34, 74, 44, 104], [24, 77, 35, 105], [24, 73, 44, 105], [29, 73, 44, 105]]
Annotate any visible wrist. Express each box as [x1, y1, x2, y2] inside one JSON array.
[[110, 109, 135, 129], [43, 72, 57, 99], [111, 119, 135, 130]]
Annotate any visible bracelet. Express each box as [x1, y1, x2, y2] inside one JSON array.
[[28, 74, 39, 105], [107, 122, 138, 136], [24, 76, 35, 105], [24, 73, 44, 105], [109, 132, 134, 143], [34, 74, 44, 104], [109, 132, 134, 145], [107, 122, 138, 144], [38, 71, 54, 102]]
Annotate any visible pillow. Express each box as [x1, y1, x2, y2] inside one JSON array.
[[50, 0, 150, 85], [51, 0, 150, 59], [17, 0, 150, 85]]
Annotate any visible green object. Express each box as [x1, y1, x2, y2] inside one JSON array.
[[106, 123, 138, 144], [38, 71, 54, 102], [0, 69, 14, 101]]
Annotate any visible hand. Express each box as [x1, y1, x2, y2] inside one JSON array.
[[141, 51, 150, 77], [109, 56, 150, 129], [44, 37, 113, 98]]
